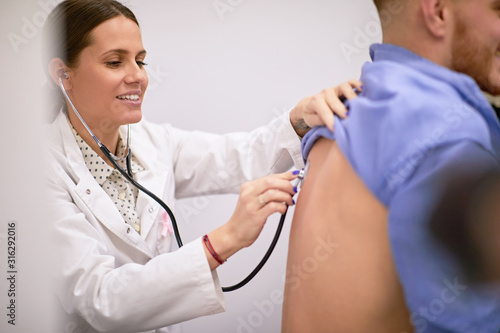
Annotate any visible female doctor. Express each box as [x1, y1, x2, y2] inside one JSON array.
[[43, 1, 361, 332]]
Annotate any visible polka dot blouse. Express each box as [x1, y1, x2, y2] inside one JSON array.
[[71, 127, 145, 234]]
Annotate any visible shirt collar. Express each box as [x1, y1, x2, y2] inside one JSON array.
[[71, 127, 113, 185], [369, 43, 500, 133], [70, 126, 144, 185]]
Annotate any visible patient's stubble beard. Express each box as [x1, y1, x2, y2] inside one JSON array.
[[451, 18, 500, 96]]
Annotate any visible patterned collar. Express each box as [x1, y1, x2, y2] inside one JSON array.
[[70, 126, 144, 185]]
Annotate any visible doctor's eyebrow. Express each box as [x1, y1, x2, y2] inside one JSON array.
[[101, 49, 147, 57]]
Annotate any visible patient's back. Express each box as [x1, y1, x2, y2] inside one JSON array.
[[282, 138, 413, 332]]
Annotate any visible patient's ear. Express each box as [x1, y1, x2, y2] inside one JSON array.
[[420, 0, 450, 39]]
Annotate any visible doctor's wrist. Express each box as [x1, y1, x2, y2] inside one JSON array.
[[290, 104, 311, 138], [202, 225, 240, 271], [203, 234, 226, 265]]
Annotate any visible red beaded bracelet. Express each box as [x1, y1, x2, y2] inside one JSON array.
[[203, 234, 226, 265]]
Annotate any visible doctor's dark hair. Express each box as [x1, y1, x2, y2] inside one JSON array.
[[43, 0, 139, 69]]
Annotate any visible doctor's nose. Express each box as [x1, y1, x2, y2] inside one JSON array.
[[124, 62, 148, 85]]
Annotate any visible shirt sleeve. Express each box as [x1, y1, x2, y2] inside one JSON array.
[[388, 140, 500, 333], [170, 111, 304, 198], [301, 125, 336, 163]]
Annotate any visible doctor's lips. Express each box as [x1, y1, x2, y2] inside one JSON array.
[[116, 90, 142, 102]]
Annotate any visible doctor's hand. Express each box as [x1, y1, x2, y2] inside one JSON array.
[[289, 79, 362, 136], [202, 171, 298, 270]]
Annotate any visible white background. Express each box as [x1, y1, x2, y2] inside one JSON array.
[[0, 0, 378, 332]]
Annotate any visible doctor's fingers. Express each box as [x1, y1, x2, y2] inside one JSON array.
[[303, 95, 336, 132], [325, 81, 359, 117], [259, 200, 290, 218], [334, 80, 362, 102], [304, 83, 357, 131], [346, 79, 362, 93], [258, 188, 295, 208], [243, 172, 298, 198]]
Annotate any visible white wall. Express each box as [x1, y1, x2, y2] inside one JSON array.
[[0, 0, 380, 332], [0, 1, 53, 332]]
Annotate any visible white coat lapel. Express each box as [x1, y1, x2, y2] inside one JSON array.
[[57, 112, 155, 258], [125, 123, 174, 242]]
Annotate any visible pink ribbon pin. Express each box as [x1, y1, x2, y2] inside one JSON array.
[[161, 211, 174, 237]]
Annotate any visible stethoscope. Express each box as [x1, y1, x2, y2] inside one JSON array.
[[58, 74, 309, 292]]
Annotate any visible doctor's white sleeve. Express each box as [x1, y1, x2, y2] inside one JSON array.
[[168, 111, 304, 198]]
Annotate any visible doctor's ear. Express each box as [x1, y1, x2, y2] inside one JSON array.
[[48, 58, 73, 90]]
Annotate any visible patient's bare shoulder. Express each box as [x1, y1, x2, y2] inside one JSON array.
[[282, 138, 412, 333]]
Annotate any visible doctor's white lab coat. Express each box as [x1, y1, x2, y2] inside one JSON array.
[[45, 110, 303, 333]]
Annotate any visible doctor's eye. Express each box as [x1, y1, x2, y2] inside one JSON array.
[[106, 61, 122, 68], [136, 61, 148, 67]]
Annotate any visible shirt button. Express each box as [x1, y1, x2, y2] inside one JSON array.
[[86, 189, 91, 195], [148, 207, 154, 213], [118, 192, 126, 200]]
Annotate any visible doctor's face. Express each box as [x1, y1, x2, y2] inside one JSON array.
[[66, 15, 148, 133], [450, 0, 500, 95]]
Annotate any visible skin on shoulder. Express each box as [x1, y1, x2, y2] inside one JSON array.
[[282, 138, 412, 333]]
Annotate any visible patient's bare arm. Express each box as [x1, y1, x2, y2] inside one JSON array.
[[282, 138, 413, 333]]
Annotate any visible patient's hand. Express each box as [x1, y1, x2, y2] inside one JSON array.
[[289, 79, 362, 136]]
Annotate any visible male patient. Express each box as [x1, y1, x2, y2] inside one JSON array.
[[282, 0, 500, 332]]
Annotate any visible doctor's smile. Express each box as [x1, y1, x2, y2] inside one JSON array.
[[116, 91, 143, 106]]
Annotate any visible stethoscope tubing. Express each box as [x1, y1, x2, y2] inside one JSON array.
[[59, 75, 290, 292]]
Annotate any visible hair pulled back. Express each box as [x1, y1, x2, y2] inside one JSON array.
[[43, 0, 139, 69]]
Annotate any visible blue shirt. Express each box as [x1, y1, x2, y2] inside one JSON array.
[[302, 44, 500, 332]]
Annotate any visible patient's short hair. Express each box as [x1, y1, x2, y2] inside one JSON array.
[[373, 0, 406, 11], [373, 0, 389, 11]]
